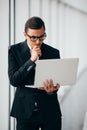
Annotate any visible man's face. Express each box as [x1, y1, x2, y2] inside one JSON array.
[[24, 27, 46, 49]]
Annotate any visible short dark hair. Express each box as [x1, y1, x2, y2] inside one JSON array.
[[24, 16, 45, 32]]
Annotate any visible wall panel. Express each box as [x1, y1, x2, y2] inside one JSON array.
[[0, 0, 9, 130]]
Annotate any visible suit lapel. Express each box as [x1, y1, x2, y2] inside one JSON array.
[[20, 40, 31, 64], [39, 43, 47, 60]]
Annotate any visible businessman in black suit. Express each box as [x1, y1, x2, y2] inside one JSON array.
[[8, 16, 62, 130]]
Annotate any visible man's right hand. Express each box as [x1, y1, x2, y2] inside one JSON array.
[[30, 46, 42, 62]]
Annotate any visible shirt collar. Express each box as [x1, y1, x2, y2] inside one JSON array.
[[27, 42, 32, 50]]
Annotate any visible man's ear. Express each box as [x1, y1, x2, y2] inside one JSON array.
[[23, 32, 27, 38]]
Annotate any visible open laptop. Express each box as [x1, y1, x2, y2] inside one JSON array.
[[34, 58, 79, 87]]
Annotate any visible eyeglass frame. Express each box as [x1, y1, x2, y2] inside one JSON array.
[[26, 33, 47, 42]]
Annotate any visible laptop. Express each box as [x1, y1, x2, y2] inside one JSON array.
[[34, 58, 79, 87]]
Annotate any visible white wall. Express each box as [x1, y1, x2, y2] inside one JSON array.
[[57, 1, 87, 130], [60, 68, 87, 130], [0, 0, 87, 130], [0, 0, 9, 130]]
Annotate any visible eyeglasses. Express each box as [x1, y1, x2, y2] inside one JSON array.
[[26, 33, 47, 42]]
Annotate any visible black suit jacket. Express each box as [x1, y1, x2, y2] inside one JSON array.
[[8, 40, 61, 119]]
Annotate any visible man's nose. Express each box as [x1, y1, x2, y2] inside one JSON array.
[[35, 39, 41, 44]]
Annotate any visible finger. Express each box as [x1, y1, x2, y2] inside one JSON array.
[[50, 79, 54, 87], [35, 48, 42, 57], [43, 81, 50, 92], [44, 80, 49, 88], [43, 81, 48, 88], [54, 83, 60, 89], [56, 83, 60, 89], [45, 79, 50, 84], [38, 51, 42, 57], [43, 82, 49, 91]]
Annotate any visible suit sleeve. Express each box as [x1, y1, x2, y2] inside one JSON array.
[[8, 46, 36, 87]]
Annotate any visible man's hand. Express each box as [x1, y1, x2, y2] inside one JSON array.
[[38, 79, 60, 93], [30, 46, 42, 62]]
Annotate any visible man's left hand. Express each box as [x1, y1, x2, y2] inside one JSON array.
[[38, 79, 60, 93]]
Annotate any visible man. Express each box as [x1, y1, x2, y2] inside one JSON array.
[[8, 16, 62, 130]]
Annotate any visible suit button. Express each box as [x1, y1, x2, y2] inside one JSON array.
[[35, 102, 37, 107], [34, 102, 38, 111]]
